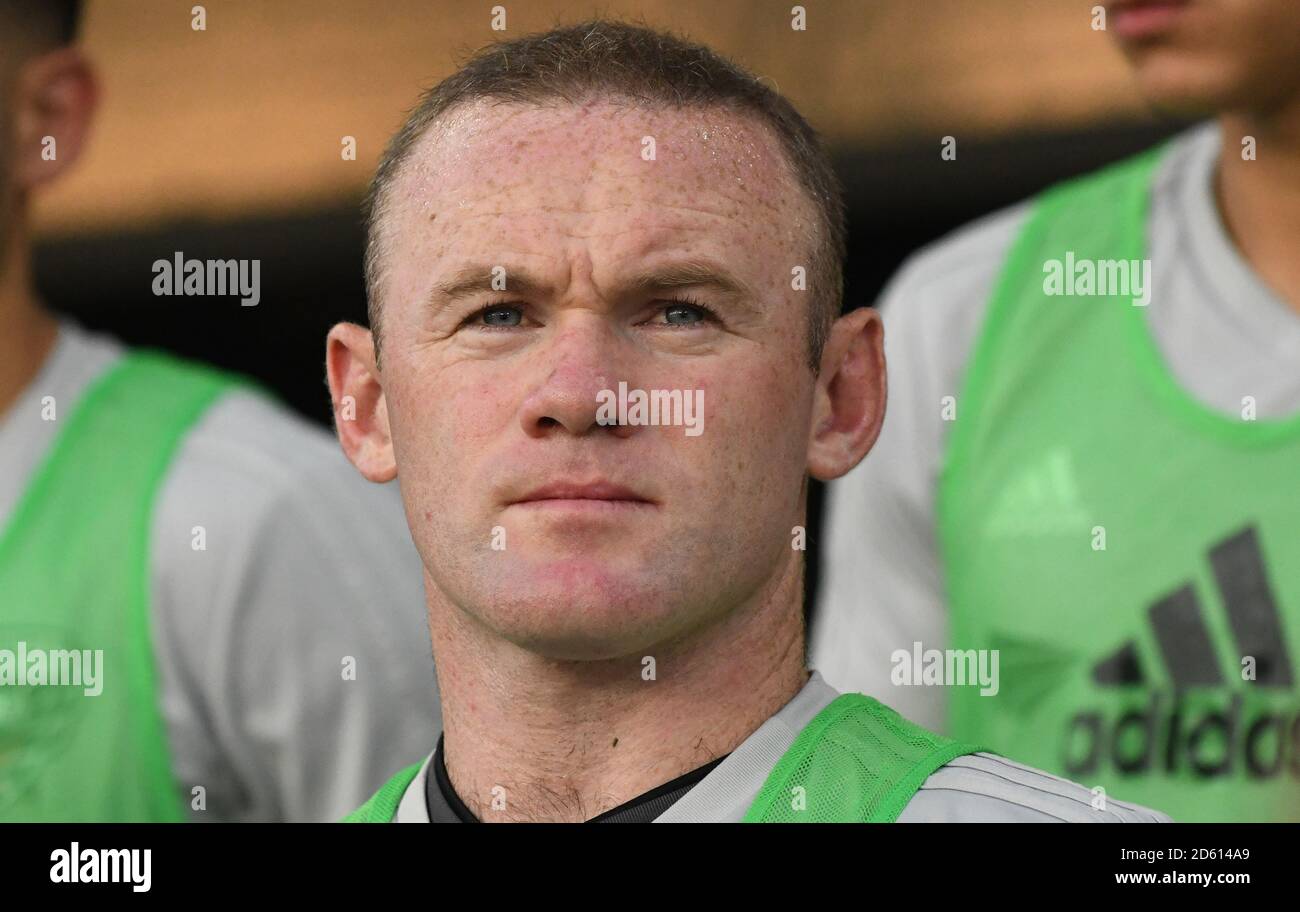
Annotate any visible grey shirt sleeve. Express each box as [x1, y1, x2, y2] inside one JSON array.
[[809, 202, 1031, 732], [149, 390, 441, 822], [899, 752, 1173, 822]]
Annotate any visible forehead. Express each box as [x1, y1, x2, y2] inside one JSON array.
[[381, 97, 817, 277]]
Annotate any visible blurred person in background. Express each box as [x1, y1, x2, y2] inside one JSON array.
[[813, 0, 1300, 822], [0, 0, 439, 821]]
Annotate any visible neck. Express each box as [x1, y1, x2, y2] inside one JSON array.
[[429, 548, 809, 823], [0, 222, 58, 416], [1215, 96, 1300, 314]]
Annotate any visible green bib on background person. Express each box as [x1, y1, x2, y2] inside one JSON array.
[[0, 350, 238, 821], [940, 145, 1300, 822], [343, 692, 983, 822]]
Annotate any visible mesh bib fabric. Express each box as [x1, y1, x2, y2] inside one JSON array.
[[743, 693, 982, 823], [940, 145, 1300, 821], [0, 350, 238, 821], [346, 695, 982, 823], [343, 761, 423, 823]]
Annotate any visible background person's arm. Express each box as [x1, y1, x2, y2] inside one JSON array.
[[149, 391, 441, 822]]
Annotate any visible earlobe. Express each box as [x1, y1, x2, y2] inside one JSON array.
[[806, 307, 887, 482], [326, 323, 398, 483]]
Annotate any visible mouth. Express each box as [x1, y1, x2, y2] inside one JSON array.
[[508, 481, 657, 512], [1109, 0, 1192, 41]]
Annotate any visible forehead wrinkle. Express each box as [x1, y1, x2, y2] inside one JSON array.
[[424, 198, 758, 226], [437, 172, 791, 224], [414, 179, 782, 264]]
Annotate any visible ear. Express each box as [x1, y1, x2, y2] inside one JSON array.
[[807, 306, 886, 481], [11, 47, 98, 191], [326, 323, 397, 483]]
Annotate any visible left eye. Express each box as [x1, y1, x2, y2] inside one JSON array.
[[479, 305, 522, 327], [661, 302, 708, 325]]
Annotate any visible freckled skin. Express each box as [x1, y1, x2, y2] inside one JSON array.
[[375, 99, 823, 660]]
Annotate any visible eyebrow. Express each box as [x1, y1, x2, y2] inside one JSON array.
[[431, 265, 550, 303], [619, 259, 755, 305], [428, 257, 758, 313]]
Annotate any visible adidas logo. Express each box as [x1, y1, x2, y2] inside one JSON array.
[[985, 448, 1090, 537], [1065, 526, 1300, 779]]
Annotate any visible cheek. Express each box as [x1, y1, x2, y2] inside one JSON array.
[[674, 355, 810, 505], [388, 366, 516, 485], [732, 344, 808, 439], [442, 371, 518, 449]]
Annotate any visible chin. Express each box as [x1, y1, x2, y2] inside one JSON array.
[[480, 558, 708, 662], [1130, 54, 1251, 116]]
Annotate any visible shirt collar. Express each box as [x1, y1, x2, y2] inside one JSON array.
[[393, 670, 840, 823]]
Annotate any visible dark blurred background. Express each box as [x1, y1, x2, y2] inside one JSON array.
[[30, 0, 1190, 620]]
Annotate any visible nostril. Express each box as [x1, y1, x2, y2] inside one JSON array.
[[538, 416, 560, 429]]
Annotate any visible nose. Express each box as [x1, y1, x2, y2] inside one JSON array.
[[518, 314, 638, 440]]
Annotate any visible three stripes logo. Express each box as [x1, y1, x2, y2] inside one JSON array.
[[1065, 526, 1300, 780]]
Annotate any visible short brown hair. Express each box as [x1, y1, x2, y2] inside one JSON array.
[[364, 19, 846, 370]]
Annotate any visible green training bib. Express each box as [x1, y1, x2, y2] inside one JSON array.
[[940, 146, 1300, 822], [0, 350, 236, 821], [345, 693, 982, 822]]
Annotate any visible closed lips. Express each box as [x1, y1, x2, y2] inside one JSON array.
[[510, 482, 654, 505]]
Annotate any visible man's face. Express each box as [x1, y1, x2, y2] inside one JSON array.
[[373, 99, 822, 661], [1106, 0, 1300, 116]]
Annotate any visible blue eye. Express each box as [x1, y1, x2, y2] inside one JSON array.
[[663, 302, 707, 325], [479, 305, 522, 327]]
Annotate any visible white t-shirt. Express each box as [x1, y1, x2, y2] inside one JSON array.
[[0, 320, 441, 821]]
